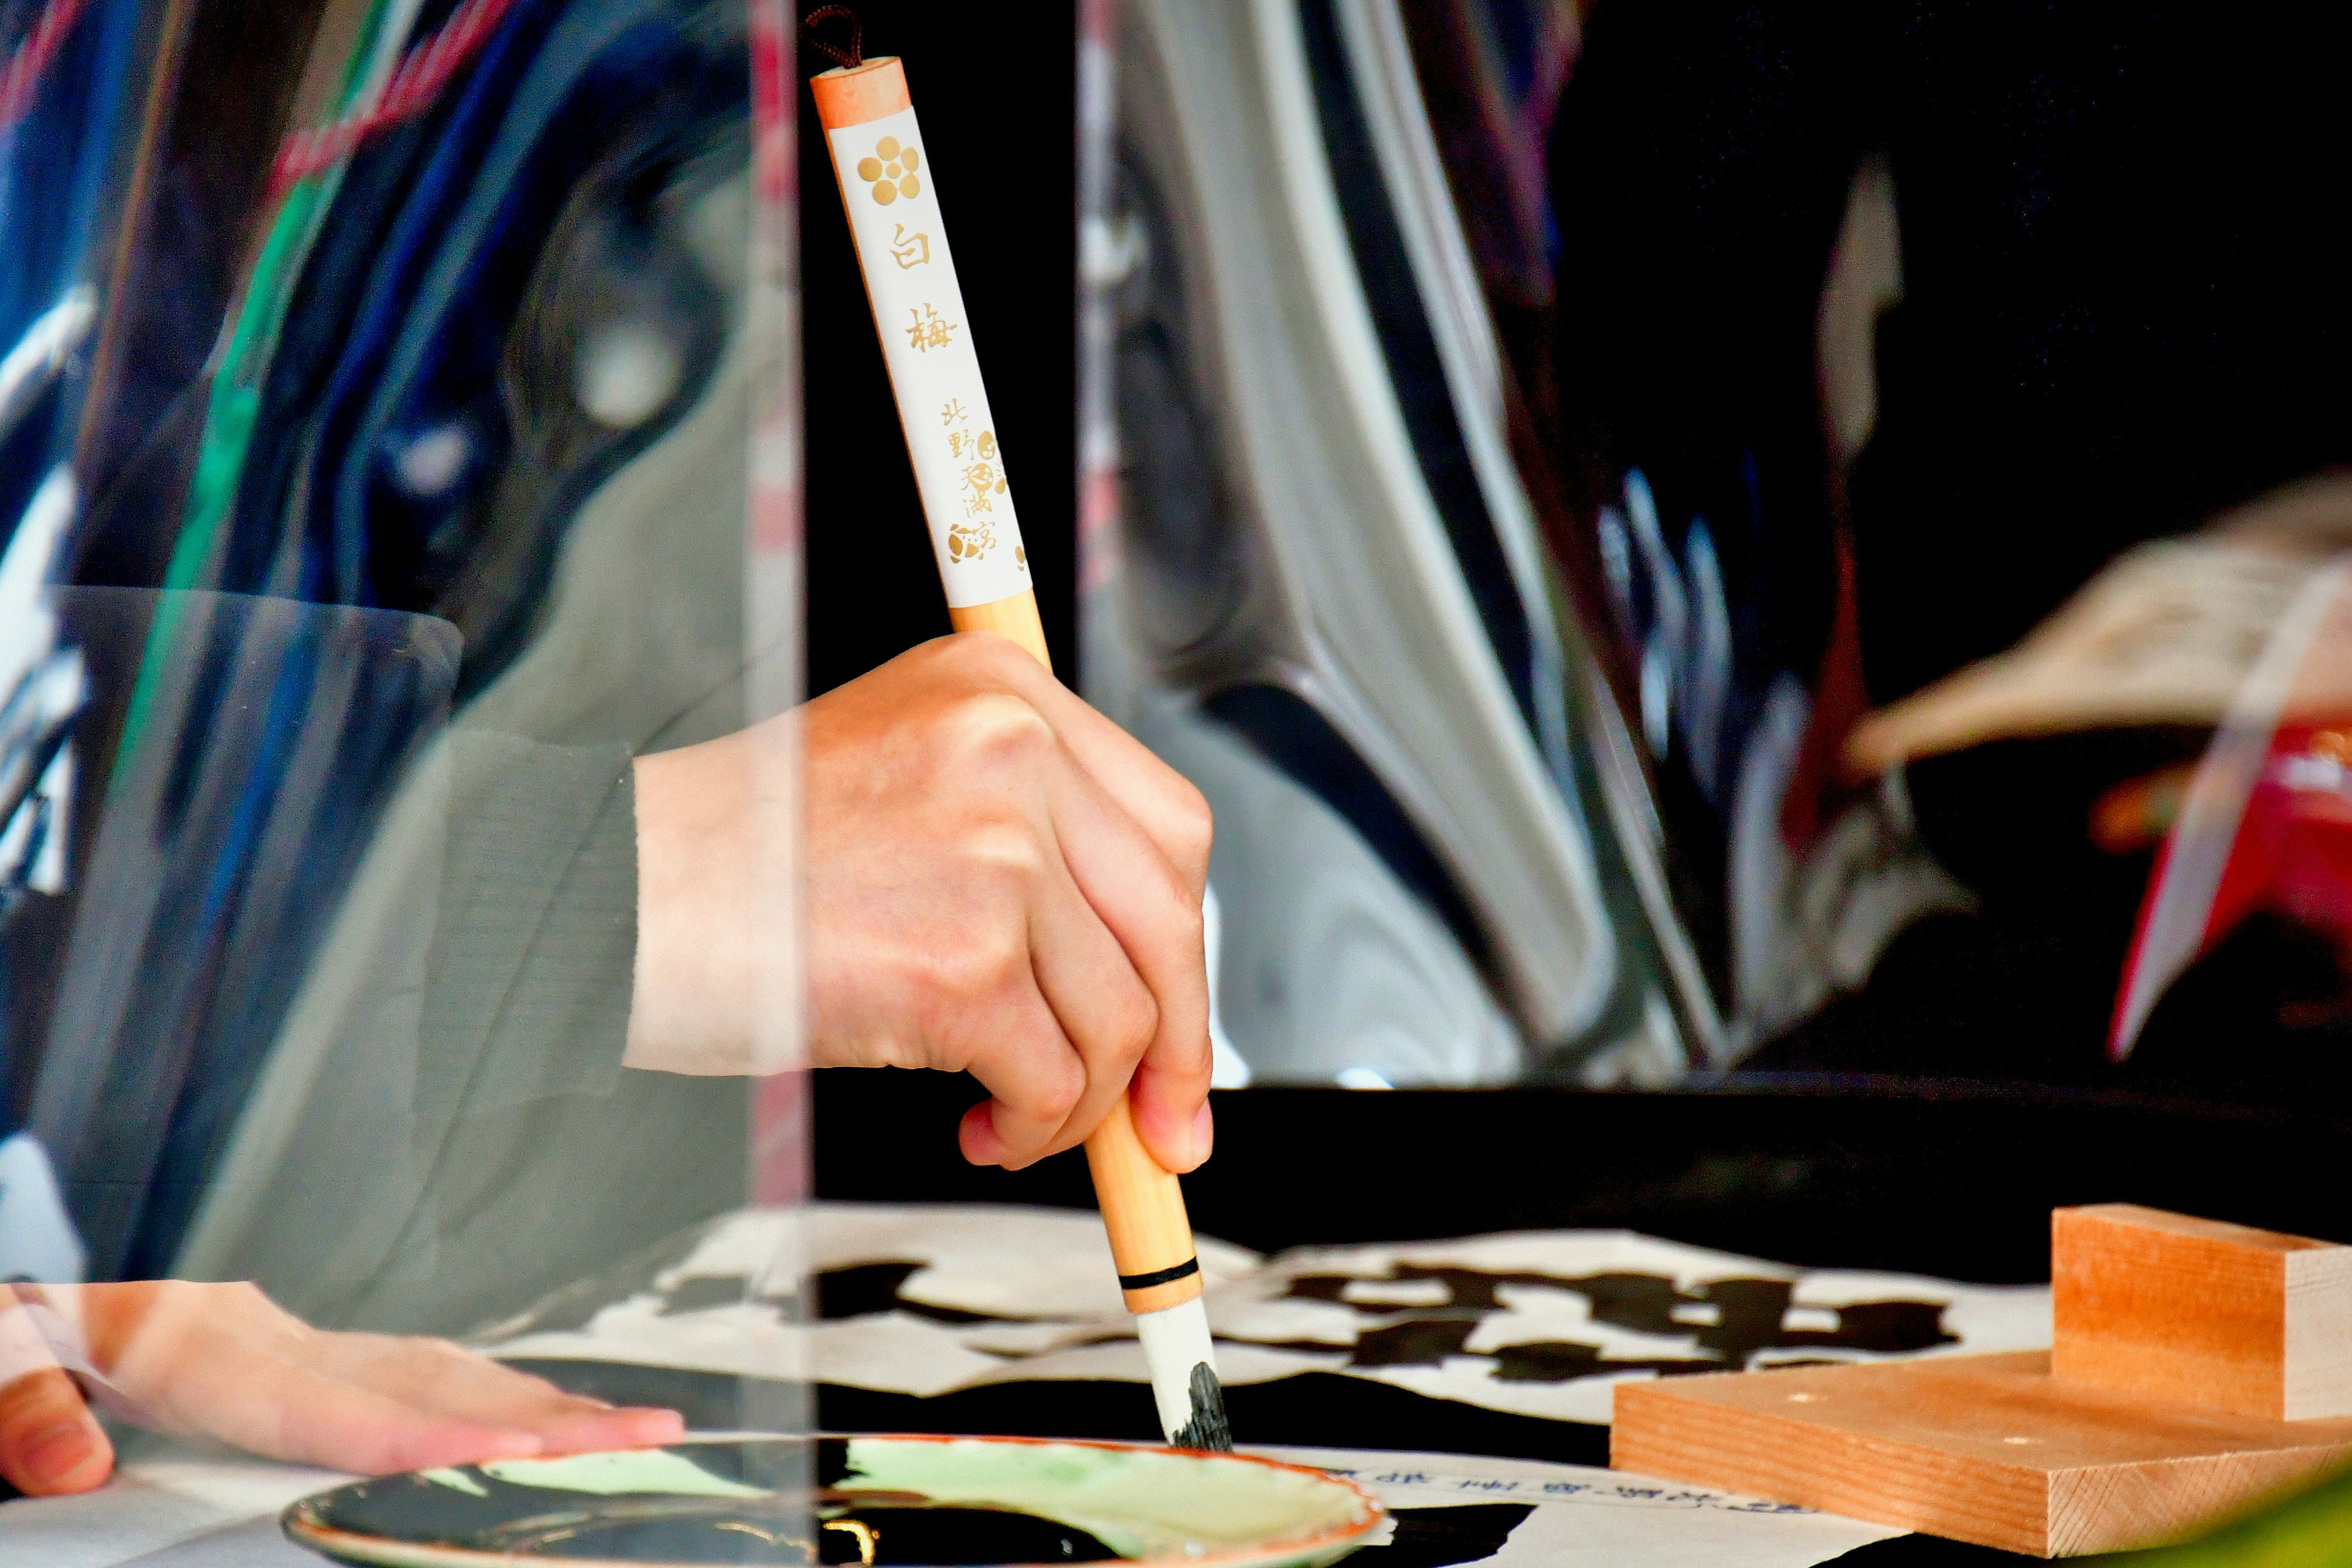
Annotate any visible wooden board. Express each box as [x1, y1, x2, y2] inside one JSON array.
[[1611, 1351, 2352, 1557], [2053, 1204, 2352, 1422]]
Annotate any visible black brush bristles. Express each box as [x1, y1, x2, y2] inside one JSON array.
[[1172, 1360, 1232, 1452]]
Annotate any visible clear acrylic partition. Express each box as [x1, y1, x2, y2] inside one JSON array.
[[1087, 1, 2352, 1098], [1084, 0, 1703, 1091], [4, 0, 809, 1547]]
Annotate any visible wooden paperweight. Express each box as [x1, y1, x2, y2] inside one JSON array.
[[1611, 1206, 2352, 1556], [2052, 1204, 2352, 1422]]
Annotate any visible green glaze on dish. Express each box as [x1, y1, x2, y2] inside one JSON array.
[[478, 1450, 775, 1500], [838, 1438, 1367, 1559]]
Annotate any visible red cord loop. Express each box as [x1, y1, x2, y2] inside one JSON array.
[[802, 5, 861, 70]]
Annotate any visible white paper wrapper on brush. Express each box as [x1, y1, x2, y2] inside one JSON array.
[[824, 105, 1033, 609]]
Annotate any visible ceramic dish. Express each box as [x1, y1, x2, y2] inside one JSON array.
[[282, 1433, 1385, 1567]]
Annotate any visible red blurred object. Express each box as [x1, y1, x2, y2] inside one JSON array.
[[0, 0, 93, 132], [2201, 723, 2352, 971], [269, 0, 524, 190], [2113, 561, 2352, 1057]]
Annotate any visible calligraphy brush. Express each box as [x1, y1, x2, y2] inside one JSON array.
[[805, 14, 1231, 1452]]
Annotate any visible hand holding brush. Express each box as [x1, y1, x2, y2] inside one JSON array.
[[801, 11, 1232, 1451]]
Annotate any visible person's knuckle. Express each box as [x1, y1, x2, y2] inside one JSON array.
[[1029, 1064, 1087, 1128], [914, 929, 1028, 1025], [1140, 861, 1205, 954], [943, 692, 1054, 771], [1109, 986, 1161, 1065], [1167, 777, 1214, 865]]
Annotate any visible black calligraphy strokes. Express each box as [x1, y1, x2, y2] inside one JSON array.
[[1486, 1342, 1620, 1382], [816, 1506, 1124, 1563], [1268, 1268, 1956, 1384], [1341, 1504, 1537, 1568], [634, 1261, 1018, 1324], [1348, 1318, 1482, 1366], [813, 1261, 1026, 1325]]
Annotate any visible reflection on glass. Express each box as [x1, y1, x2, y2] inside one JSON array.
[[1, 0, 805, 1525], [1101, 1, 2352, 1100]]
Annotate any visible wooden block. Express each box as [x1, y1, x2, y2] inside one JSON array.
[[1611, 1351, 2352, 1557], [2053, 1204, 2352, 1421]]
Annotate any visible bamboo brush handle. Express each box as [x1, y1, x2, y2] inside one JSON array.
[[948, 592, 1052, 665], [948, 592, 1207, 1314], [1082, 1096, 1207, 1313], [806, 52, 1204, 1319]]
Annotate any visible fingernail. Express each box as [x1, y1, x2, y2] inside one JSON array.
[[22, 1420, 95, 1488], [628, 1408, 687, 1442], [1188, 1102, 1215, 1166]]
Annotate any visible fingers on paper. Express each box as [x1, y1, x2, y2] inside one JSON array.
[[308, 1334, 684, 1455], [94, 1283, 524, 1472], [221, 1355, 547, 1476], [0, 1297, 111, 1496], [90, 1283, 683, 1476]]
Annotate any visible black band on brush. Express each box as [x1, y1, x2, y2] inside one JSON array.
[[1118, 1256, 1200, 1291]]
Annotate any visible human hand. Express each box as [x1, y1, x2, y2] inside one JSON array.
[[629, 631, 1216, 1174], [0, 1283, 682, 1497]]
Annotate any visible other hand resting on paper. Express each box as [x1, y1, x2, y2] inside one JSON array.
[[627, 631, 1216, 1174], [0, 1282, 681, 1498]]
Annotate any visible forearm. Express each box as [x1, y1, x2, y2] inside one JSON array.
[[625, 730, 780, 1074], [419, 732, 638, 1112]]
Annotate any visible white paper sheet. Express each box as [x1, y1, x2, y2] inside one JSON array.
[[0, 1204, 2034, 1565], [484, 1202, 2051, 1426], [0, 1454, 347, 1567], [1256, 1446, 1902, 1566]]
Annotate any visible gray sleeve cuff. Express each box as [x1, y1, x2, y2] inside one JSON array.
[[418, 733, 638, 1114]]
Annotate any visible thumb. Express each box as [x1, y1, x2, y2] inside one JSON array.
[[0, 1366, 114, 1496], [1128, 1055, 1215, 1175]]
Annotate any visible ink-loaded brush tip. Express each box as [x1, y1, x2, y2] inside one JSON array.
[[1136, 1294, 1230, 1450], [1172, 1360, 1233, 1453]]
